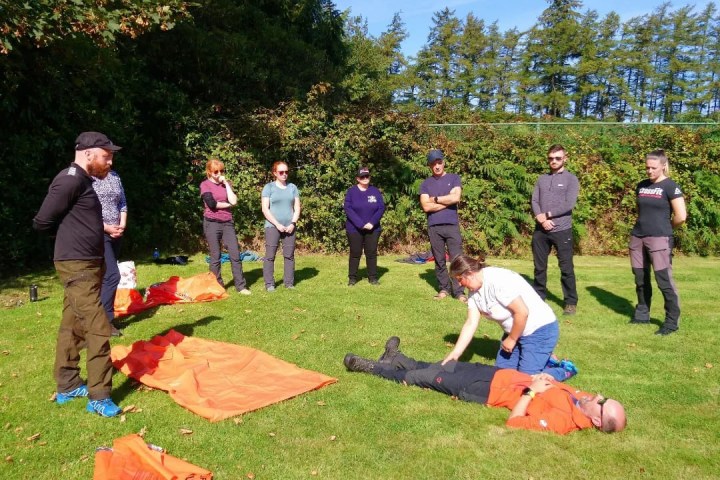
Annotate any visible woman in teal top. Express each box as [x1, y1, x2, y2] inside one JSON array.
[[261, 161, 301, 291]]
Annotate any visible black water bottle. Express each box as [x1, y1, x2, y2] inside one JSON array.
[[29, 285, 38, 302]]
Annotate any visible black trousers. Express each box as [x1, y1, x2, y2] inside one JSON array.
[[371, 354, 498, 405], [427, 224, 464, 297], [532, 228, 578, 306], [347, 230, 380, 281]]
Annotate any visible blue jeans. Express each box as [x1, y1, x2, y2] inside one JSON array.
[[101, 234, 121, 322], [495, 321, 566, 381]]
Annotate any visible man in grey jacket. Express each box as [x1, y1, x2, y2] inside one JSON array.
[[531, 144, 580, 315]]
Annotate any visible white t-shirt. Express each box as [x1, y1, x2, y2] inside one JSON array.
[[469, 267, 556, 336]]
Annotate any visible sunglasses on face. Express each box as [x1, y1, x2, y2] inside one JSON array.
[[213, 169, 225, 174], [276, 170, 289, 175], [547, 156, 564, 161], [358, 175, 370, 179], [598, 396, 610, 425]]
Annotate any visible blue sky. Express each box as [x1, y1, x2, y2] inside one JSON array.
[[332, 0, 715, 57]]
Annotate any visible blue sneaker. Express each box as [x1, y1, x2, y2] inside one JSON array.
[[56, 384, 88, 405], [545, 354, 561, 369], [560, 359, 579, 379], [86, 398, 122, 417]]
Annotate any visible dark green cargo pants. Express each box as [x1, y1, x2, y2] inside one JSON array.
[[54, 260, 113, 400]]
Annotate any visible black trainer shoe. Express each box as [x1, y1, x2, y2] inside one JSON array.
[[629, 318, 650, 324], [655, 326, 678, 336], [378, 336, 400, 363], [348, 279, 357, 287], [563, 304, 577, 315], [343, 353, 376, 373], [369, 278, 380, 286]]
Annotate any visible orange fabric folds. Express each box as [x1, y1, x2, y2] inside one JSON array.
[[111, 330, 337, 422], [93, 434, 212, 480], [114, 272, 228, 317]]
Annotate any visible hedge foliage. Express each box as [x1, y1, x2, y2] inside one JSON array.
[[180, 95, 720, 260]]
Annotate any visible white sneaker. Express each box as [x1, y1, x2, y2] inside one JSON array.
[[238, 289, 251, 295]]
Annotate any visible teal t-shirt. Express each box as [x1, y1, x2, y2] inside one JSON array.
[[262, 182, 299, 228]]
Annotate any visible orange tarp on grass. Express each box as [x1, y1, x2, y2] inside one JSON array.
[[114, 272, 229, 317], [111, 330, 337, 422], [93, 434, 212, 480]]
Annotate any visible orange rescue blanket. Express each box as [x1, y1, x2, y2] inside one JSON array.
[[114, 272, 228, 317], [111, 330, 337, 422], [93, 434, 212, 480]]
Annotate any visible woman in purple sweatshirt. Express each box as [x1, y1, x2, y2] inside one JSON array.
[[344, 166, 386, 286]]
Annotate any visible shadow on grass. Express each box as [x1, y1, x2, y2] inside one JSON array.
[[518, 272, 563, 308], [354, 265, 389, 282], [586, 285, 664, 327], [442, 333, 499, 362], [113, 315, 222, 403], [419, 267, 438, 291], [586, 286, 634, 317]]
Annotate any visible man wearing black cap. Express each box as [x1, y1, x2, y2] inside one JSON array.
[[33, 131, 123, 417], [419, 149, 466, 302]]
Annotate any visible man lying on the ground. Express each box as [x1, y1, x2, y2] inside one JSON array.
[[344, 337, 626, 435]]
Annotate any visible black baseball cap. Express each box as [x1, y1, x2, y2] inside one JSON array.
[[357, 167, 370, 177], [427, 149, 444, 164], [75, 132, 122, 152]]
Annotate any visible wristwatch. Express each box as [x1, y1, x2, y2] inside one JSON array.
[[522, 387, 536, 399]]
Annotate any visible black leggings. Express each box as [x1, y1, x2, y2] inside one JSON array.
[[371, 354, 498, 405]]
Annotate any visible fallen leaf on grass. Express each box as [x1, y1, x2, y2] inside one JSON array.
[[268, 432, 276, 437], [26, 433, 41, 442], [1, 350, 9, 355], [627, 343, 636, 348], [564, 319, 572, 325], [38, 441, 47, 446], [705, 363, 713, 369], [36, 312, 42, 317], [444, 342, 454, 348], [80, 454, 89, 462], [482, 334, 490, 339], [179, 428, 193, 435], [233, 417, 243, 425], [329, 435, 336, 441], [120, 415, 127, 423], [316, 401, 326, 406], [244, 310, 252, 313], [138, 426, 147, 438], [293, 307, 305, 312], [5, 456, 12, 463], [292, 334, 300, 340], [122, 404, 137, 413], [49, 392, 57, 402], [246, 473, 255, 479], [311, 470, 318, 476]]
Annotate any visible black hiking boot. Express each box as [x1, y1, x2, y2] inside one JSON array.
[[343, 353, 377, 373], [378, 336, 400, 364]]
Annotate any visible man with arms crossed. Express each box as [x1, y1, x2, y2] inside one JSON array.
[[420, 149, 466, 302]]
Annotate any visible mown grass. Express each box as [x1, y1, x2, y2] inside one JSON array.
[[0, 254, 718, 479]]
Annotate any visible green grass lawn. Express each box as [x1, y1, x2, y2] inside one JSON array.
[[1, 254, 719, 479]]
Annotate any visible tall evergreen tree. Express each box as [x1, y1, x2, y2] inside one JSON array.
[[414, 8, 463, 107], [524, 0, 586, 117]]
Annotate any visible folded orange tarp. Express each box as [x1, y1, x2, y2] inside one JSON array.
[[111, 330, 337, 422], [93, 434, 212, 480], [114, 272, 228, 317]]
